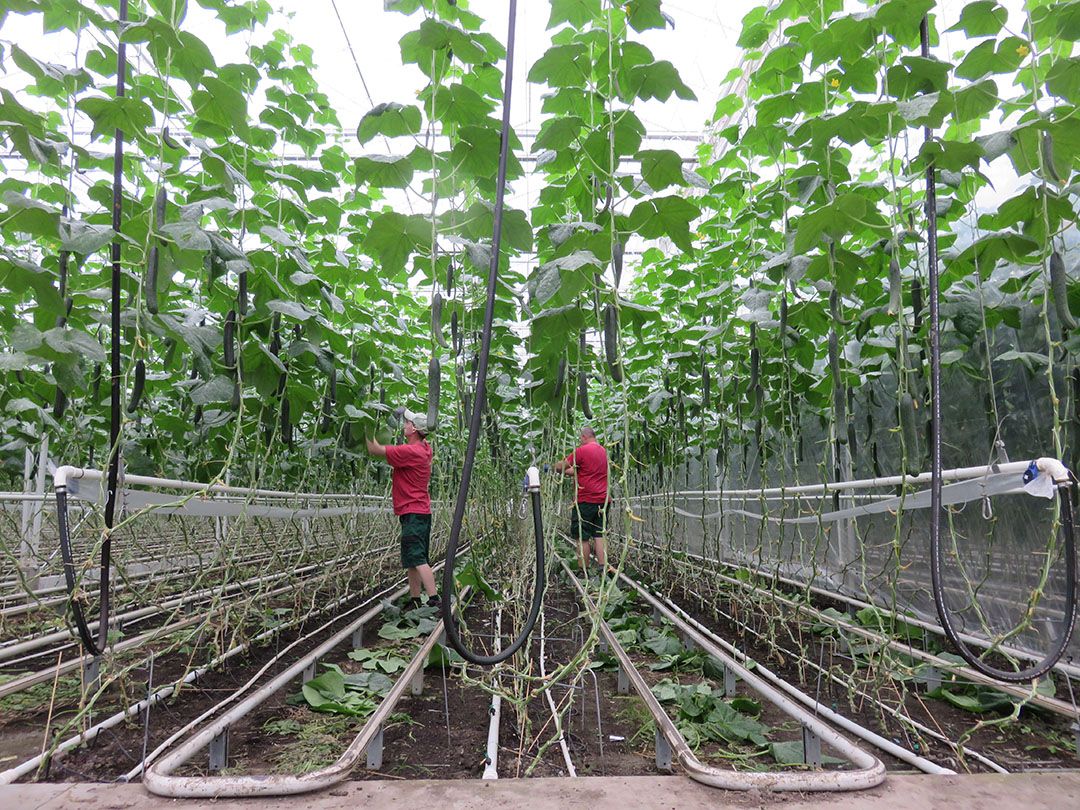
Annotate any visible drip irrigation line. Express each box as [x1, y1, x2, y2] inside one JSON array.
[[920, 16, 1078, 684], [440, 0, 546, 667]]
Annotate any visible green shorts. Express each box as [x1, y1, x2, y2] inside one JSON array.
[[570, 501, 609, 542], [399, 513, 431, 569]]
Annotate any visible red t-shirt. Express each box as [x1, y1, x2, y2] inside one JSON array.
[[563, 441, 608, 504], [385, 440, 432, 516]]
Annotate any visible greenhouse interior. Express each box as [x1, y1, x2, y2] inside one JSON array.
[[1, 0, 1079, 807]]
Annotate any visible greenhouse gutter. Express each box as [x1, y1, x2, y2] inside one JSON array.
[[616, 571, 954, 775], [563, 560, 886, 792]]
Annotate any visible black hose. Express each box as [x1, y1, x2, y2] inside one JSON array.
[[922, 16, 1077, 683], [57, 486, 102, 655], [440, 0, 547, 665], [96, 0, 130, 656]]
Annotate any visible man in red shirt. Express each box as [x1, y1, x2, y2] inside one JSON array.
[[554, 426, 609, 576], [367, 408, 437, 609]]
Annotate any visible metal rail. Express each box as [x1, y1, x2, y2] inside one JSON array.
[[562, 559, 887, 791]]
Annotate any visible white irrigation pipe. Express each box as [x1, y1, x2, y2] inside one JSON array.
[[638, 541, 1080, 684], [618, 571, 954, 775], [539, 609, 576, 777], [628, 459, 1063, 499], [563, 559, 886, 792], [53, 465, 389, 503], [481, 608, 503, 780], [0, 576, 404, 785]]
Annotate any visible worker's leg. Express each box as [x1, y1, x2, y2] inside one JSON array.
[[579, 540, 593, 574], [416, 563, 437, 597], [593, 534, 607, 569], [406, 567, 422, 597]]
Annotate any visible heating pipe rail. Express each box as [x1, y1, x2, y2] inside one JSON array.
[[563, 559, 886, 791]]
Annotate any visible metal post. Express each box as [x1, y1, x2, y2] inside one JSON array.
[[924, 665, 941, 691], [1071, 721, 1079, 754], [802, 724, 822, 768], [654, 728, 672, 771], [208, 729, 229, 772], [302, 658, 318, 683], [351, 624, 364, 650], [366, 725, 383, 770], [617, 663, 629, 695], [682, 632, 696, 652], [722, 663, 737, 697], [82, 656, 100, 696], [410, 668, 424, 696]]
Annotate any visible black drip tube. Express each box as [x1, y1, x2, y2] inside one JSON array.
[[922, 16, 1077, 683], [439, 0, 545, 666]]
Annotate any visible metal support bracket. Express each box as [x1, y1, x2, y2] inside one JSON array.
[[654, 728, 673, 771], [366, 725, 384, 770], [617, 663, 629, 695], [923, 666, 942, 694], [722, 663, 737, 697], [802, 724, 822, 768], [410, 668, 424, 696], [209, 728, 229, 772], [82, 656, 101, 696], [351, 624, 364, 650], [302, 658, 318, 684], [1071, 721, 1080, 754], [598, 637, 609, 654]]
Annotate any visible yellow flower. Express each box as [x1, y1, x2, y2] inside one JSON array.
[[1016, 44, 1030, 57], [830, 77, 840, 88]]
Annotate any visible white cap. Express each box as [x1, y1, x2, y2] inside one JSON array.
[[402, 408, 432, 434]]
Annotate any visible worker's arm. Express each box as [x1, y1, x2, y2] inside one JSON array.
[[553, 456, 575, 476], [366, 437, 387, 458]]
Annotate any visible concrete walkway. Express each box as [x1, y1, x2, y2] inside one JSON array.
[[3, 772, 1079, 809]]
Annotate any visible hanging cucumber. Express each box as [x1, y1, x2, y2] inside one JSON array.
[[887, 256, 901, 316], [223, 309, 236, 369], [153, 186, 167, 229], [604, 304, 623, 382], [238, 269, 248, 316], [329, 367, 337, 402], [127, 359, 146, 413], [432, 291, 448, 348], [53, 388, 67, 419], [145, 246, 160, 315], [702, 362, 711, 410], [231, 380, 242, 412], [612, 239, 624, 288], [899, 392, 920, 474], [280, 397, 291, 446], [1050, 250, 1076, 330], [319, 394, 332, 434], [451, 310, 461, 356], [578, 371, 593, 419], [427, 356, 441, 430], [553, 355, 567, 399], [1041, 132, 1062, 184], [829, 330, 845, 442], [446, 260, 455, 295]]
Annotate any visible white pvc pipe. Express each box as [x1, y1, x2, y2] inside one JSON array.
[[627, 458, 1065, 500], [482, 609, 502, 780]]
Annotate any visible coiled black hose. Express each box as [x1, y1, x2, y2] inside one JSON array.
[[922, 16, 1077, 683], [440, 0, 546, 666]]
